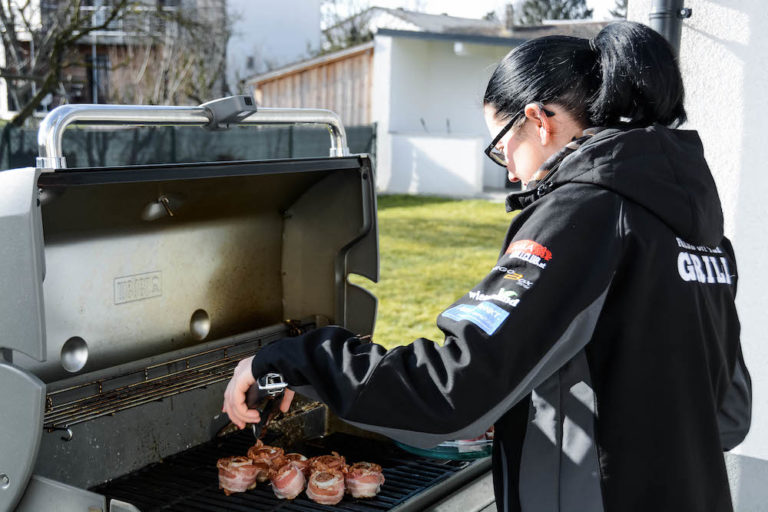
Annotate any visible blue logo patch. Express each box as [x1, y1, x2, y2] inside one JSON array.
[[442, 301, 510, 335]]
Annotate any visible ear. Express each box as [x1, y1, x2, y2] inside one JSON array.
[[523, 103, 554, 145]]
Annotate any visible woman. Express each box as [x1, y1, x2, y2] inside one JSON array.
[[223, 21, 751, 511]]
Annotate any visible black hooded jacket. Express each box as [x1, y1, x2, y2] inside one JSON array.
[[250, 125, 751, 511]]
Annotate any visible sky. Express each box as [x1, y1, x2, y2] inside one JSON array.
[[351, 0, 619, 21]]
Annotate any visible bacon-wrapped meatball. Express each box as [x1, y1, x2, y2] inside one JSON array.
[[345, 461, 385, 498], [306, 468, 346, 505], [270, 461, 307, 500], [309, 451, 346, 473], [251, 459, 271, 483], [247, 444, 284, 465], [284, 453, 310, 477], [217, 456, 258, 495]]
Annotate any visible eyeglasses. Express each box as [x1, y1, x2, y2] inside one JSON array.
[[484, 103, 555, 168]]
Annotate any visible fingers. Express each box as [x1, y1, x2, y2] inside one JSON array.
[[224, 385, 261, 428], [222, 356, 258, 429], [279, 389, 295, 413]]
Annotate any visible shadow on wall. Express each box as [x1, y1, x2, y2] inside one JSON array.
[[725, 452, 768, 510], [731, 5, 768, 510], [382, 134, 484, 197], [687, 2, 768, 509]]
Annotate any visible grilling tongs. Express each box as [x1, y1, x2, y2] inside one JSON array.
[[245, 372, 289, 440]]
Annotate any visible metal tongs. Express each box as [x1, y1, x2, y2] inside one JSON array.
[[245, 372, 289, 440]]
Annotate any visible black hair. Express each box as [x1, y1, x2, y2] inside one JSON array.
[[483, 21, 686, 128]]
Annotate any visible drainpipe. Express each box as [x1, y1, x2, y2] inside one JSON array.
[[649, 0, 692, 57]]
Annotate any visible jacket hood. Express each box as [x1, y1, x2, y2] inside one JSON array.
[[508, 125, 724, 246]]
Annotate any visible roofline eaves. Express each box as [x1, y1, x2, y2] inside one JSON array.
[[375, 28, 527, 46]]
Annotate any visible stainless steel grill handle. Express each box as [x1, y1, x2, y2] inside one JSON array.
[[36, 96, 349, 171]]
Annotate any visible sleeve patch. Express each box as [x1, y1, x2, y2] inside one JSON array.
[[441, 301, 510, 335], [505, 239, 552, 269]]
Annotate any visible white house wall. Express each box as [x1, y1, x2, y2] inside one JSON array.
[[628, 1, 768, 508], [373, 34, 514, 196]]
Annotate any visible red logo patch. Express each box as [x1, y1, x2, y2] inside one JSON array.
[[505, 240, 552, 261]]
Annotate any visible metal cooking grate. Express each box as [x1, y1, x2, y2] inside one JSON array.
[[44, 321, 308, 432], [44, 344, 257, 430], [92, 431, 473, 511]]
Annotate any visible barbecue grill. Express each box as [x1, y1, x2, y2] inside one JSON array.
[[0, 97, 492, 512]]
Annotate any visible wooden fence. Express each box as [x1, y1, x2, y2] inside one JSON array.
[[251, 43, 374, 128]]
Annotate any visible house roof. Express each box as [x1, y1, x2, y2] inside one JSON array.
[[376, 7, 508, 36], [326, 7, 609, 39], [374, 19, 610, 48], [247, 10, 610, 84], [505, 21, 611, 40], [376, 28, 527, 47]]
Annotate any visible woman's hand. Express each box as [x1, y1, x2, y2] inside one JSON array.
[[222, 356, 295, 429]]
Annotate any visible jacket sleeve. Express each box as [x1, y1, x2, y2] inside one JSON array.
[[252, 188, 623, 448], [717, 237, 752, 451], [717, 347, 752, 451]]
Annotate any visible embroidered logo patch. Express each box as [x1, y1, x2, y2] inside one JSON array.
[[493, 265, 536, 289], [675, 238, 732, 285], [505, 239, 552, 269], [468, 288, 520, 308], [442, 301, 510, 335]]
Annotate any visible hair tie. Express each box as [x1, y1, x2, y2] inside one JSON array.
[[588, 37, 599, 55]]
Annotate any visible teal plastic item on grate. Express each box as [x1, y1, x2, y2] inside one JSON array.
[[394, 438, 492, 460]]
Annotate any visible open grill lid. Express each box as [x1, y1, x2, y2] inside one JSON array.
[[0, 99, 379, 512]]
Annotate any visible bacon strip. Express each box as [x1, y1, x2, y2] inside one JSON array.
[[270, 461, 306, 500], [345, 462, 385, 498], [306, 468, 346, 505], [217, 456, 258, 495]]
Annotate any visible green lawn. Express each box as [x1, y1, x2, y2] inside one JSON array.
[[350, 194, 515, 350]]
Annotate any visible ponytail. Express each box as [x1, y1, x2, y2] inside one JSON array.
[[589, 22, 686, 127], [483, 21, 686, 129]]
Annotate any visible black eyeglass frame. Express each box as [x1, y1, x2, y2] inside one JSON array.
[[484, 103, 556, 168]]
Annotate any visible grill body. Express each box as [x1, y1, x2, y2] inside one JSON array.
[[0, 103, 490, 512]]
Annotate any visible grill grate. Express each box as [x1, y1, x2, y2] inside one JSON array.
[[44, 321, 309, 431], [92, 430, 474, 511]]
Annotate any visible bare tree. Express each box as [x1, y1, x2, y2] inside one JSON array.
[[609, 0, 628, 19], [0, 0, 230, 126], [319, 0, 372, 54], [518, 0, 593, 25], [110, 2, 230, 105], [0, 0, 139, 125]]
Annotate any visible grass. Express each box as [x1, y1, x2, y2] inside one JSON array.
[[350, 194, 515, 349]]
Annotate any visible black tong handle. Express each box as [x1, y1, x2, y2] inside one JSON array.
[[245, 373, 288, 440]]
